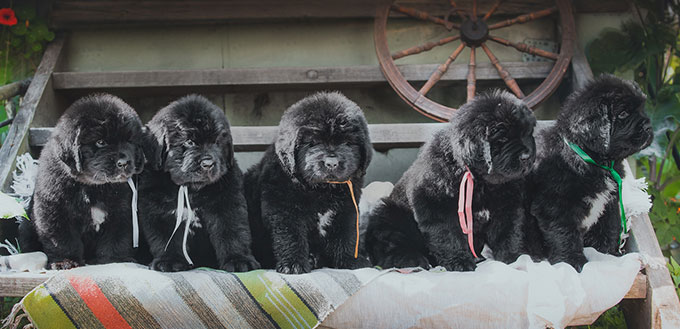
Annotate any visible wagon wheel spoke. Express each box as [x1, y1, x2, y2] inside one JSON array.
[[488, 35, 558, 60], [467, 47, 476, 102], [488, 7, 557, 30], [391, 4, 459, 30], [471, 0, 478, 21], [392, 35, 461, 60], [482, 0, 504, 21], [448, 0, 468, 20], [480, 43, 525, 98], [419, 43, 466, 96]]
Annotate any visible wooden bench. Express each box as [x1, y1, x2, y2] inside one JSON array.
[[1, 35, 679, 328]]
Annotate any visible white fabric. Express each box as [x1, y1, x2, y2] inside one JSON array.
[[165, 185, 194, 265], [322, 249, 642, 329], [127, 178, 140, 248]]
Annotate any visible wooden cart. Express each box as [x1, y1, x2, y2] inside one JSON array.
[[1, 1, 679, 327]]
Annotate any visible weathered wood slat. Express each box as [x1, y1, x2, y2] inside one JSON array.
[[29, 123, 450, 151], [51, 62, 554, 90], [0, 272, 55, 297], [0, 37, 64, 190], [48, 0, 628, 28], [621, 211, 680, 328]]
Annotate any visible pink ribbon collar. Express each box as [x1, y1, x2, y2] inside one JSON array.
[[457, 167, 478, 258]]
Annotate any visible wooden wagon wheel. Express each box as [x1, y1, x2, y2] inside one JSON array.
[[375, 0, 576, 122]]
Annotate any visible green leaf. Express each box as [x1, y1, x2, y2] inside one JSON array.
[[0, 192, 28, 220], [31, 43, 41, 52], [11, 24, 27, 36]]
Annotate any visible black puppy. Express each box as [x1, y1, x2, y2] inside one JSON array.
[[526, 75, 653, 271], [19, 94, 145, 269], [245, 92, 373, 274], [139, 95, 259, 272], [365, 90, 536, 271]]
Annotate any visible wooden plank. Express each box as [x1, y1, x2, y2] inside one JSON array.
[[625, 273, 648, 299], [48, 0, 628, 28], [0, 272, 55, 297], [51, 62, 554, 90], [0, 36, 64, 191], [622, 211, 680, 328], [29, 123, 450, 151]]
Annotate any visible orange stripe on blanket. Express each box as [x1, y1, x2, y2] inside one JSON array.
[[67, 274, 132, 329]]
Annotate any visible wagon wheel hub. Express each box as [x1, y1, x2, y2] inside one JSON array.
[[375, 0, 575, 122], [460, 20, 489, 47]]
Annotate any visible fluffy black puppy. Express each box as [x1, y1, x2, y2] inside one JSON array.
[[365, 90, 536, 271], [19, 94, 145, 270], [245, 92, 373, 274], [139, 95, 259, 272], [526, 75, 653, 272]]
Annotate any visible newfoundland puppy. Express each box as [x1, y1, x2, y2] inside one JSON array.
[[19, 94, 146, 270], [245, 92, 373, 274], [365, 90, 536, 271], [526, 75, 653, 272], [139, 95, 259, 272]]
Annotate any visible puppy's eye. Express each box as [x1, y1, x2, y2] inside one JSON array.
[[184, 140, 196, 148], [497, 137, 509, 143], [95, 140, 107, 148], [617, 111, 629, 120]]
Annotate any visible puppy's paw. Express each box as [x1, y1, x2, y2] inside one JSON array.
[[92, 256, 136, 265], [151, 259, 191, 272], [220, 256, 261, 272], [49, 259, 81, 270], [276, 260, 311, 274], [390, 252, 430, 269], [566, 254, 588, 273], [348, 256, 372, 269], [440, 258, 476, 272]]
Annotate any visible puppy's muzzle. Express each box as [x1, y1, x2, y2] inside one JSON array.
[[324, 157, 340, 170]]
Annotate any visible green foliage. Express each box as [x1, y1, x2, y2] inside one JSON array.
[[0, 4, 54, 144], [587, 1, 680, 260], [569, 307, 627, 329], [668, 256, 680, 296]]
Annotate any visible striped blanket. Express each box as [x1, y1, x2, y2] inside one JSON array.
[[4, 263, 384, 329]]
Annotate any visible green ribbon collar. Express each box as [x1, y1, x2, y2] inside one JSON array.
[[563, 138, 626, 244]]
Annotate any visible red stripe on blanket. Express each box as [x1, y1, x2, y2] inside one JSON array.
[[67, 274, 133, 329]]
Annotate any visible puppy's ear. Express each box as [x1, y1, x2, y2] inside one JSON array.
[[59, 128, 83, 175], [357, 116, 373, 176], [568, 93, 613, 155], [222, 128, 235, 168], [143, 124, 168, 171], [274, 120, 299, 177]]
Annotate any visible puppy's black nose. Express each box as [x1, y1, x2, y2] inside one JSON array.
[[324, 157, 339, 170], [519, 152, 532, 162], [201, 159, 215, 170], [117, 158, 130, 169]]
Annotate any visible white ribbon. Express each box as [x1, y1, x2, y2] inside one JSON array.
[[127, 178, 139, 248], [164, 185, 194, 265]]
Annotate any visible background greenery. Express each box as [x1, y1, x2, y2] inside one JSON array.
[[0, 2, 54, 144]]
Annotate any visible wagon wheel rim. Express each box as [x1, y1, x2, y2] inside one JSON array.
[[374, 0, 576, 122]]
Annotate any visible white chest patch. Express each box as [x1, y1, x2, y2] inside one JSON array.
[[475, 210, 490, 223], [317, 210, 336, 237], [182, 208, 202, 232], [580, 179, 616, 231], [91, 207, 107, 232]]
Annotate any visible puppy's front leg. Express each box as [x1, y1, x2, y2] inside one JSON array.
[[413, 190, 475, 272], [33, 204, 84, 269], [322, 207, 371, 270], [92, 206, 135, 264], [583, 199, 622, 255], [264, 201, 311, 274], [485, 207, 524, 264], [205, 191, 260, 272], [532, 202, 587, 272]]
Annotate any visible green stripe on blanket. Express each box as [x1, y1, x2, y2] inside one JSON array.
[[8, 263, 383, 329]]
